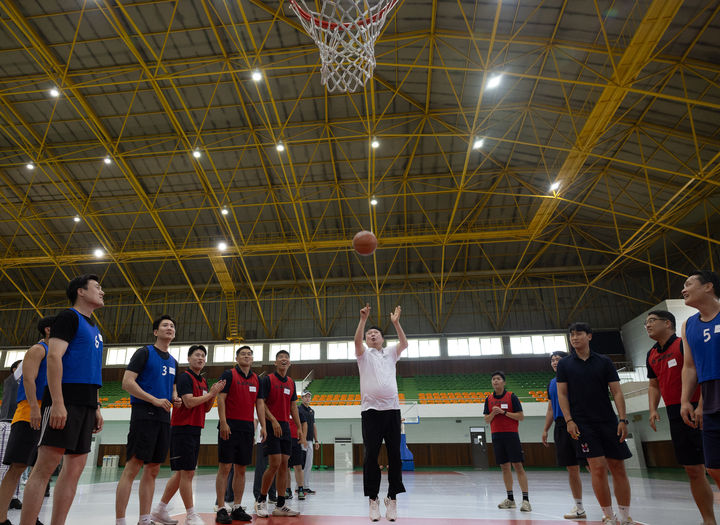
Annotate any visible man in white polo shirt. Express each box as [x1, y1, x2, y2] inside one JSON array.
[[354, 303, 408, 522]]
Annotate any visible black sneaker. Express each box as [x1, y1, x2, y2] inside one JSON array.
[[9, 498, 22, 510], [285, 488, 293, 500], [230, 506, 252, 522], [215, 507, 232, 524], [304, 487, 316, 494]]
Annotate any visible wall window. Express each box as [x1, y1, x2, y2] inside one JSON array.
[[328, 341, 354, 360], [447, 336, 502, 356], [509, 334, 567, 355], [270, 342, 320, 361], [168, 345, 190, 365], [4, 350, 26, 368], [404, 338, 440, 358], [105, 347, 136, 366], [212, 344, 262, 364]]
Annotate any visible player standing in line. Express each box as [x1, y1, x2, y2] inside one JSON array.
[[19, 275, 104, 525], [485, 371, 531, 512], [151, 345, 225, 525], [115, 315, 179, 525], [0, 359, 23, 515], [214, 346, 263, 524], [354, 304, 407, 522], [287, 410, 307, 499], [297, 391, 319, 495], [542, 351, 586, 520]]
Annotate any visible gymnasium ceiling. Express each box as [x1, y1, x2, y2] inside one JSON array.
[[0, 0, 719, 343]]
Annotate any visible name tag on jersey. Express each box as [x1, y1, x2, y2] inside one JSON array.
[[715, 325, 720, 333], [249, 386, 257, 392], [283, 388, 291, 395], [668, 358, 677, 368], [169, 367, 176, 375], [202, 390, 208, 396], [500, 403, 508, 409]]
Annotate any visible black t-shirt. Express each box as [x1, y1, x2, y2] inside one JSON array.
[[297, 403, 315, 441], [127, 346, 178, 423], [176, 370, 203, 398], [556, 351, 620, 424], [42, 308, 99, 408]]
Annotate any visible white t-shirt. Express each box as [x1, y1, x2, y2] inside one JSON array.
[[357, 344, 401, 411]]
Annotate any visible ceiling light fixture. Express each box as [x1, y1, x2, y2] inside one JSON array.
[[103, 156, 112, 165], [49, 87, 60, 97], [486, 74, 503, 90], [371, 139, 380, 149], [276, 143, 285, 152], [93, 248, 104, 258], [218, 241, 228, 251], [73, 215, 81, 223], [473, 138, 485, 150], [192, 149, 202, 158], [221, 207, 229, 216], [370, 197, 378, 206], [251, 70, 262, 82], [26, 162, 35, 170], [550, 182, 560, 191]]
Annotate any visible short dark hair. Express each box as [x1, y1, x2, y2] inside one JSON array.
[[236, 345, 253, 356], [551, 351, 568, 359], [37, 316, 55, 337], [275, 349, 290, 359], [647, 310, 676, 329], [9, 360, 21, 373], [491, 370, 505, 381], [66, 274, 99, 304], [153, 314, 177, 331], [689, 270, 720, 298], [188, 344, 207, 357], [568, 322, 592, 334], [365, 325, 384, 338]]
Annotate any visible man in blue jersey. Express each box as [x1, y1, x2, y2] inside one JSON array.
[[681, 270, 720, 490], [0, 316, 53, 525], [19, 275, 105, 525], [115, 315, 180, 525], [542, 351, 586, 520]]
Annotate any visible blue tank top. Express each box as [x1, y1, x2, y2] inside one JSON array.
[[548, 377, 563, 420], [686, 311, 720, 384], [130, 346, 177, 405], [17, 341, 48, 403], [62, 309, 103, 386]]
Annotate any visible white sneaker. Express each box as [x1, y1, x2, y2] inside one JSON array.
[[520, 500, 532, 512], [184, 514, 204, 525], [619, 519, 635, 525], [564, 505, 587, 519], [369, 498, 381, 521], [151, 507, 179, 525], [384, 497, 397, 521], [602, 516, 618, 525], [255, 500, 268, 518], [272, 505, 300, 516], [497, 498, 516, 509]]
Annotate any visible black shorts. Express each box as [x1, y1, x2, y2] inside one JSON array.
[[127, 418, 171, 464], [702, 412, 720, 469], [553, 418, 579, 467], [263, 420, 291, 457], [218, 420, 254, 466], [667, 412, 704, 466], [574, 420, 632, 460], [4, 421, 41, 466], [492, 432, 524, 465], [39, 404, 96, 455], [169, 427, 201, 471], [288, 438, 306, 467]]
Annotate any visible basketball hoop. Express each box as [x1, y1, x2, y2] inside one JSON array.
[[288, 0, 399, 93]]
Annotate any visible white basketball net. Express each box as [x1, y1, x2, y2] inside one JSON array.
[[288, 0, 399, 93]]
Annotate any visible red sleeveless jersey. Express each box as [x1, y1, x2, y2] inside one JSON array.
[[265, 373, 295, 423], [225, 368, 259, 421], [648, 337, 700, 406], [171, 371, 208, 428], [487, 391, 519, 433]]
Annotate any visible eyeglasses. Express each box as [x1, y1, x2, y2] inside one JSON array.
[[644, 317, 668, 326]]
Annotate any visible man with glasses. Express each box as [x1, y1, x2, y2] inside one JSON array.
[[645, 310, 715, 525]]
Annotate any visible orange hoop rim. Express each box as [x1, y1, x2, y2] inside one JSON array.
[[288, 0, 399, 31]]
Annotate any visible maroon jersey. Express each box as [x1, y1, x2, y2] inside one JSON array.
[[171, 371, 208, 428], [224, 368, 259, 421], [261, 372, 296, 423], [647, 336, 700, 406], [485, 391, 520, 433]]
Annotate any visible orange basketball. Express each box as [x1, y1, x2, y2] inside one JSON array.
[[352, 230, 377, 256]]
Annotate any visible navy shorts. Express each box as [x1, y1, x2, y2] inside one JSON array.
[[492, 432, 524, 465], [553, 418, 579, 467], [263, 420, 291, 457], [702, 412, 720, 469], [574, 420, 632, 461]]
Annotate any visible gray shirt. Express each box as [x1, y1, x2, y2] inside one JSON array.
[[0, 373, 19, 421]]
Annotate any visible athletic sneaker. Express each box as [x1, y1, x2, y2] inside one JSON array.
[[384, 497, 397, 521], [285, 488, 293, 499], [298, 488, 306, 500], [369, 498, 381, 521], [185, 514, 204, 525], [255, 500, 269, 518], [272, 505, 300, 516], [564, 506, 587, 519], [619, 519, 635, 525], [601, 517, 618, 525], [520, 500, 532, 512], [151, 506, 179, 525], [304, 488, 316, 494], [215, 507, 232, 524], [497, 498, 516, 509], [230, 506, 252, 522]]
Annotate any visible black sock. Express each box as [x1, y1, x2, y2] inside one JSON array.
[[507, 491, 514, 501], [277, 496, 285, 508], [298, 486, 303, 491], [369, 495, 379, 501], [522, 491, 529, 502], [387, 494, 396, 500], [258, 494, 267, 503]]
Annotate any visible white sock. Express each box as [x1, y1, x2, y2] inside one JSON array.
[[601, 506, 614, 519], [618, 505, 630, 521], [157, 500, 168, 511], [232, 503, 242, 510], [139, 515, 152, 525], [116, 519, 127, 525], [575, 499, 584, 511], [186, 506, 196, 516]]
